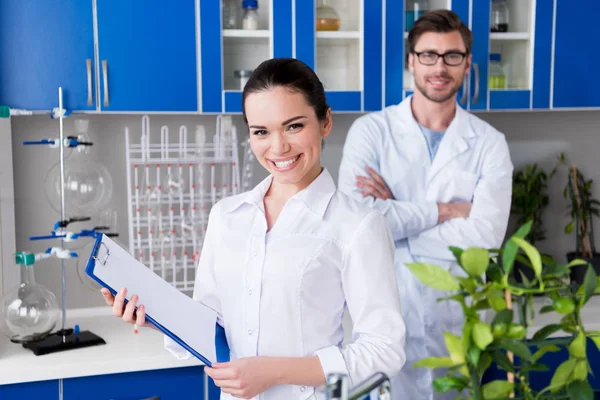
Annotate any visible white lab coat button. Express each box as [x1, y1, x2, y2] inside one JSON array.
[[253, 250, 257, 256], [300, 386, 306, 392], [248, 289, 252, 295], [248, 329, 253, 335]]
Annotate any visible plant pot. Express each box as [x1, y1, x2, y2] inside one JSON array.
[[566, 251, 600, 287]]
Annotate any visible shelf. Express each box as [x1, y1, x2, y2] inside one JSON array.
[[316, 31, 360, 40], [490, 32, 530, 40], [222, 29, 270, 38]]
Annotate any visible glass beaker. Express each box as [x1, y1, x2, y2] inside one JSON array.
[[491, 0, 510, 32], [488, 53, 506, 89], [316, 0, 341, 31], [0, 253, 60, 343], [223, 0, 240, 29]]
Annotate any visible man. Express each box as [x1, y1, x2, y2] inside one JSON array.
[[338, 10, 513, 400]]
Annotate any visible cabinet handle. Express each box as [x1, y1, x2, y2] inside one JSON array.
[[102, 59, 110, 107], [86, 59, 93, 106], [472, 63, 480, 105], [460, 70, 468, 105]]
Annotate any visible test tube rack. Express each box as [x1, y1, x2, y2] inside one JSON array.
[[125, 115, 255, 294]]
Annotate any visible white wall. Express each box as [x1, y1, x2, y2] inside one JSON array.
[[8, 108, 600, 309]]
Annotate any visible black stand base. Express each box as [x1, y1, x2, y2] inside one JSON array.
[[22, 328, 106, 356]]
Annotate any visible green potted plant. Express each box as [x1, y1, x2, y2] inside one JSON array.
[[559, 152, 600, 286], [406, 221, 600, 399], [510, 163, 556, 285]]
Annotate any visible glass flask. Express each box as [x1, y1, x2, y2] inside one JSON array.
[[491, 0, 510, 32], [0, 252, 60, 343], [316, 0, 341, 31], [44, 145, 113, 216], [242, 0, 260, 30], [222, 0, 240, 29], [488, 53, 506, 89]]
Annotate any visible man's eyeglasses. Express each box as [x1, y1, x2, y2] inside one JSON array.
[[413, 51, 468, 66]]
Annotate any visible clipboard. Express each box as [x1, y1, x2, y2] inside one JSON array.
[[85, 233, 230, 367]]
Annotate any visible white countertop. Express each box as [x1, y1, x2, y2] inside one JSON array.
[[0, 307, 203, 386], [1, 297, 598, 387]]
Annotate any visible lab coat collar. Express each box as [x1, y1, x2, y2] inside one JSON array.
[[394, 96, 475, 181], [223, 167, 336, 219]]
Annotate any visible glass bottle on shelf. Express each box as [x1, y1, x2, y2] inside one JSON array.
[[242, 0, 260, 30], [406, 0, 429, 31], [0, 252, 60, 343], [223, 0, 240, 29], [491, 0, 509, 32], [316, 0, 341, 31], [488, 53, 506, 89]]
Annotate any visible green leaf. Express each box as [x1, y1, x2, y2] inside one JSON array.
[[567, 258, 590, 268], [532, 324, 563, 342], [513, 220, 533, 239], [573, 361, 589, 381], [550, 359, 577, 393], [565, 221, 574, 234], [482, 380, 515, 399], [432, 376, 468, 393], [567, 380, 595, 400], [491, 350, 516, 373], [487, 289, 507, 312], [497, 339, 534, 361], [581, 265, 598, 306], [533, 344, 560, 361], [590, 336, 600, 353], [522, 363, 550, 372], [502, 240, 518, 274], [472, 322, 494, 350], [448, 246, 464, 264], [457, 277, 477, 294], [460, 248, 490, 277], [467, 346, 481, 367], [540, 305, 555, 314], [477, 353, 493, 377], [444, 332, 465, 364], [492, 309, 514, 327], [487, 264, 504, 284], [412, 356, 458, 369], [569, 331, 587, 359], [405, 263, 461, 292], [511, 237, 543, 281]]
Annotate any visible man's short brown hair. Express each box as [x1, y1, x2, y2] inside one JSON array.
[[407, 9, 472, 54]]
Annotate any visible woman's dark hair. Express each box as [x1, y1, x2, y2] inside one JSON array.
[[242, 58, 329, 123]]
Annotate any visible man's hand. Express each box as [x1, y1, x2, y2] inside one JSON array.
[[205, 357, 279, 399], [356, 167, 394, 200], [437, 202, 472, 223]]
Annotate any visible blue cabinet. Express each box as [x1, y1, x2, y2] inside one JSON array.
[[0, 379, 59, 399], [63, 367, 206, 400], [552, 0, 600, 109], [96, 0, 198, 112], [0, 1, 96, 111]]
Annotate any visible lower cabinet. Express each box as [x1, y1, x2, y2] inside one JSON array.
[[0, 379, 59, 399], [0, 366, 221, 400]]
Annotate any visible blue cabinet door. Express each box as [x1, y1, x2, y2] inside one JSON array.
[[96, 0, 198, 112], [0, 379, 59, 399], [63, 367, 205, 400], [0, 1, 95, 111], [552, 0, 600, 108], [468, 1, 491, 111]]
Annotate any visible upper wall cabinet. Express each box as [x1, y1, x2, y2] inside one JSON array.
[[0, 1, 96, 111], [199, 0, 293, 113], [392, 0, 553, 112], [294, 0, 382, 112], [96, 0, 198, 112], [552, 0, 600, 109]]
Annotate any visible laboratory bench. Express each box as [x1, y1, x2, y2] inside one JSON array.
[[0, 307, 219, 400]]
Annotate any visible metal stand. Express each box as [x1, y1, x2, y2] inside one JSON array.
[[22, 87, 105, 355]]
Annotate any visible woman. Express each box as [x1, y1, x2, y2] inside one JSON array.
[[102, 58, 406, 399]]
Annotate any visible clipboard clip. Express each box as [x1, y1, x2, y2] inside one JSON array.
[[92, 242, 111, 266]]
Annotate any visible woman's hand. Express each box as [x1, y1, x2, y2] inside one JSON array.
[[205, 357, 279, 399], [101, 287, 146, 327]]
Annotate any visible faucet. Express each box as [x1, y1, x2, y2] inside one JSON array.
[[325, 372, 391, 400]]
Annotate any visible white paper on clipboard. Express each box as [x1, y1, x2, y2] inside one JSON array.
[[87, 234, 217, 364]]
